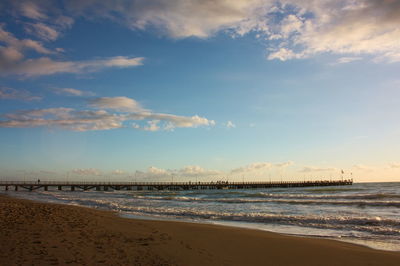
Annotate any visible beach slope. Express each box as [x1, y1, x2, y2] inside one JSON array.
[[1, 195, 399, 266]]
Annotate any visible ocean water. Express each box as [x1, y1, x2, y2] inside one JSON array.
[[4, 182, 400, 251]]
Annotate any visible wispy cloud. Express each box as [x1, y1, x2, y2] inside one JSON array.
[[135, 165, 223, 180], [0, 56, 144, 77], [225, 120, 236, 129], [389, 163, 400, 169], [0, 96, 215, 132], [335, 57, 363, 64], [72, 168, 102, 176], [53, 88, 95, 97], [111, 169, 125, 175], [88, 96, 147, 112], [17, 1, 48, 20], [0, 24, 142, 77], [0, 87, 41, 101], [24, 22, 60, 41], [299, 166, 338, 173], [0, 25, 53, 55], [231, 161, 293, 174]]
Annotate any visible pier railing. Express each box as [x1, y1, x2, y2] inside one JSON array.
[[0, 179, 353, 191]]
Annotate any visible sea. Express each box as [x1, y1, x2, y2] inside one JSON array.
[[4, 182, 400, 251]]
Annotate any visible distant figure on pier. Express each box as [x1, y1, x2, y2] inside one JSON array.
[[38, 179, 40, 184]]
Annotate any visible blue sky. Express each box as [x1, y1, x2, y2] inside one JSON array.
[[1, 0, 400, 182]]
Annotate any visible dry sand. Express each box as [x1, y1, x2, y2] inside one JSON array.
[[0, 194, 399, 266]]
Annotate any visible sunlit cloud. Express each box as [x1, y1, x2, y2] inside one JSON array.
[[111, 169, 125, 175], [17, 1, 48, 20], [88, 96, 147, 112], [0, 25, 53, 55], [135, 165, 223, 180], [0, 56, 144, 77], [63, 0, 400, 62], [53, 88, 95, 97], [0, 24, 143, 77], [0, 96, 215, 132], [299, 166, 338, 173], [4, 1, 400, 62], [72, 168, 102, 176], [231, 161, 293, 174]]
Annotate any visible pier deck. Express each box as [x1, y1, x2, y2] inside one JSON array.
[[0, 180, 353, 191]]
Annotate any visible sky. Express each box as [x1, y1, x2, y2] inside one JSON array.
[[0, 0, 400, 183]]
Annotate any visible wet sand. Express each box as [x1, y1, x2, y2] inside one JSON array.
[[1, 194, 399, 266]]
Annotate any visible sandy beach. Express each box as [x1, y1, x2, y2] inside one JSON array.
[[1, 194, 399, 266]]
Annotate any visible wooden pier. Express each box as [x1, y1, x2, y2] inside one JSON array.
[[0, 179, 353, 191]]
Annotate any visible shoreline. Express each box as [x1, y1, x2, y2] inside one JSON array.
[[1, 194, 400, 266], [8, 190, 399, 252], [121, 212, 400, 252]]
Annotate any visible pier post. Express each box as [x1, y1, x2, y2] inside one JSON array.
[[14, 185, 18, 191], [96, 186, 100, 191], [103, 186, 108, 191], [44, 186, 48, 191], [5, 186, 8, 191], [29, 186, 33, 191], [58, 186, 62, 191], [71, 186, 75, 191]]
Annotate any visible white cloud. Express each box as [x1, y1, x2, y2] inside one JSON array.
[[89, 96, 146, 112], [225, 120, 236, 129], [135, 165, 223, 180], [275, 161, 294, 168], [0, 87, 41, 101], [231, 161, 292, 174], [130, 113, 216, 131], [143, 120, 160, 131], [147, 166, 169, 175], [53, 88, 95, 97], [112, 169, 125, 175], [179, 165, 223, 177], [72, 168, 102, 176], [267, 48, 304, 61], [7, 1, 400, 62], [0, 96, 215, 132], [299, 166, 338, 173], [267, 1, 400, 62], [60, 0, 400, 62], [65, 0, 265, 39]]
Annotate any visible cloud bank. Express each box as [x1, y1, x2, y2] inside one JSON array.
[[4, 0, 400, 66]]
